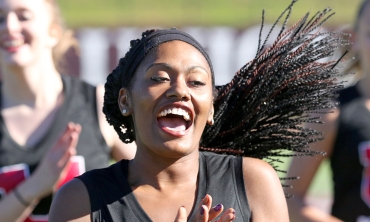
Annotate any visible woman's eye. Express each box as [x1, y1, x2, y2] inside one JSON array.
[[18, 11, 33, 21], [189, 81, 206, 87], [150, 76, 170, 82]]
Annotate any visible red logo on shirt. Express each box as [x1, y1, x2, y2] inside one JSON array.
[[359, 141, 370, 208], [0, 156, 85, 222]]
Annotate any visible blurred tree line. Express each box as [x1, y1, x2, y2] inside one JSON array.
[[59, 0, 361, 29]]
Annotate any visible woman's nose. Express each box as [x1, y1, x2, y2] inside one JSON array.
[[2, 13, 21, 34], [166, 81, 191, 101]]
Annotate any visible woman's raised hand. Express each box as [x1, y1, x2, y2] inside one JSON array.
[[30, 122, 81, 198], [174, 194, 236, 222]]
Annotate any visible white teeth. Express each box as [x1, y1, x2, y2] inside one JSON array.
[[3, 39, 24, 48], [158, 108, 191, 121]]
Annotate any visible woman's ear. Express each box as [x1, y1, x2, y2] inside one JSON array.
[[118, 88, 132, 116], [48, 24, 62, 48], [207, 106, 214, 126]]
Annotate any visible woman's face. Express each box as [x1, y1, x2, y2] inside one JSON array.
[[122, 40, 214, 158], [0, 0, 58, 68], [355, 3, 370, 75]]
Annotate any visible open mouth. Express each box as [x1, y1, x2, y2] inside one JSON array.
[[157, 107, 192, 133], [3, 39, 24, 48], [2, 39, 24, 47], [1, 38, 25, 52]]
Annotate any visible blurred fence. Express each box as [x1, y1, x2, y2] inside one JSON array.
[[65, 25, 299, 86], [68, 25, 353, 88]]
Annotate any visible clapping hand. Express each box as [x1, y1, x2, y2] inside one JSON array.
[[30, 122, 81, 198], [175, 194, 236, 222]]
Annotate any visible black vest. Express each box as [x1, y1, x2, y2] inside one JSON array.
[[78, 152, 251, 222], [331, 84, 370, 220], [0, 76, 110, 219]]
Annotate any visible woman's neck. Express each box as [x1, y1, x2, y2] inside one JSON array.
[[1, 61, 63, 109], [128, 148, 200, 190]]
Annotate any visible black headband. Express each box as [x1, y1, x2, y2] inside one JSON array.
[[121, 28, 214, 85]]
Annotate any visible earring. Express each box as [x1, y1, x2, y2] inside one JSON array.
[[209, 119, 214, 125], [122, 109, 127, 114]]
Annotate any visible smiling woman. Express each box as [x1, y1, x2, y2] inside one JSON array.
[[0, 0, 135, 221], [49, 1, 348, 221]]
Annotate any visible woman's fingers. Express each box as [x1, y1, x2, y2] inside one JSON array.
[[174, 206, 188, 222], [176, 194, 236, 222], [52, 122, 75, 151], [202, 194, 212, 210], [29, 123, 82, 197], [58, 124, 81, 166], [197, 205, 209, 222], [193, 194, 213, 221], [208, 204, 224, 221], [216, 208, 236, 222]]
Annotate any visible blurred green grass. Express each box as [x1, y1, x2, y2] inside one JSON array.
[[276, 157, 333, 197], [59, 0, 362, 29]]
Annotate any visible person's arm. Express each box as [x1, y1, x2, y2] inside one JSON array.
[[243, 157, 289, 222], [286, 110, 343, 222], [49, 178, 91, 222], [0, 123, 81, 222], [96, 85, 136, 160]]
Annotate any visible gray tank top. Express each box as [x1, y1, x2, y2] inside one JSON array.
[[78, 151, 251, 221]]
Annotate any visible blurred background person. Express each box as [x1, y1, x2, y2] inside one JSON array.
[[0, 0, 135, 221], [286, 0, 370, 221]]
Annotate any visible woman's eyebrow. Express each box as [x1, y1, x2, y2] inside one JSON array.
[[146, 63, 209, 76], [185, 66, 209, 76], [146, 63, 172, 72]]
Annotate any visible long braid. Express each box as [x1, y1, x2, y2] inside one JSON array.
[[200, 3, 350, 162]]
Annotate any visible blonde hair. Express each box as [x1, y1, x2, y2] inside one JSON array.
[[337, 25, 360, 77], [46, 0, 79, 73], [341, 0, 370, 82]]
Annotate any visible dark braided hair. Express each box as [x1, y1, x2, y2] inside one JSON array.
[[104, 1, 349, 185], [200, 1, 350, 160], [198, 1, 351, 192], [103, 29, 155, 144], [103, 28, 215, 144]]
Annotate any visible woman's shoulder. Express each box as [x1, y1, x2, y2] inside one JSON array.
[[241, 157, 289, 220], [241, 157, 282, 198], [49, 178, 91, 221], [78, 160, 125, 184], [242, 157, 277, 181], [52, 161, 129, 217]]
